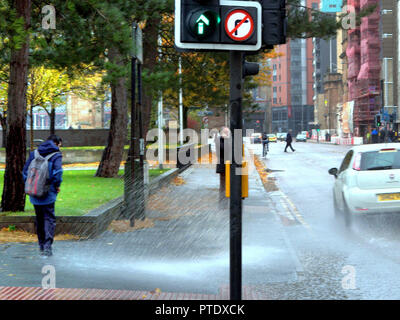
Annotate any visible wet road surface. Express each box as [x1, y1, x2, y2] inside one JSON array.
[[250, 139, 400, 299]]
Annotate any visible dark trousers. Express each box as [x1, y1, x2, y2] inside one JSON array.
[[285, 142, 294, 152], [34, 203, 56, 251]]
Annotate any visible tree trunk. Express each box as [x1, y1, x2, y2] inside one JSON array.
[[1, 0, 30, 212], [142, 17, 160, 137], [0, 115, 6, 148], [50, 106, 55, 135], [95, 47, 128, 178]]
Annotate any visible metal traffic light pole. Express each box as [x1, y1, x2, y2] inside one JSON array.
[[229, 50, 243, 301]]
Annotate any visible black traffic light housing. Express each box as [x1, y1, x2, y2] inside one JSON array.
[[375, 114, 382, 127], [175, 0, 263, 51], [242, 53, 259, 78], [181, 0, 220, 43], [259, 0, 287, 45], [242, 60, 260, 78]]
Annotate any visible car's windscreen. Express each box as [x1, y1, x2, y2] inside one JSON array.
[[360, 150, 400, 170]]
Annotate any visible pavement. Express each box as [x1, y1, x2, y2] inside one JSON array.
[[0, 144, 302, 300]]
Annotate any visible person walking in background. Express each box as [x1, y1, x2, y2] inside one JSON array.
[[261, 132, 269, 157], [371, 128, 378, 143], [23, 135, 63, 257], [379, 127, 386, 143], [284, 130, 295, 152], [388, 129, 395, 142], [366, 132, 371, 144]]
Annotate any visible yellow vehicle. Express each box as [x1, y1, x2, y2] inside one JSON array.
[[267, 134, 277, 143]]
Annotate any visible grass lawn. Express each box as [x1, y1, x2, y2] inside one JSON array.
[[0, 168, 169, 217]]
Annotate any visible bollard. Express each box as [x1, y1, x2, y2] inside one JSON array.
[[225, 160, 248, 199]]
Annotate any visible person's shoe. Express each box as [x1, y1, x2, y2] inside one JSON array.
[[284, 151, 287, 152], [42, 249, 53, 257], [293, 149, 296, 152]]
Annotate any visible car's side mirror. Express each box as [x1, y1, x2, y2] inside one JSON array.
[[328, 168, 338, 178]]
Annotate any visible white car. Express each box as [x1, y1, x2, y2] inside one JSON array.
[[296, 134, 307, 142], [329, 143, 400, 225]]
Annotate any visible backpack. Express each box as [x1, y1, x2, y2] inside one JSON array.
[[25, 150, 59, 197]]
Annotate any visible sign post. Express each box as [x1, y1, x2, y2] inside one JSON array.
[[229, 50, 243, 301], [129, 22, 145, 227]]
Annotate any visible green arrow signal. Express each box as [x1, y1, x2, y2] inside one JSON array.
[[197, 14, 210, 26], [196, 15, 210, 35]]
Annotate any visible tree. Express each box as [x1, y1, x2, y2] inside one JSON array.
[[1, 0, 31, 212], [31, 0, 173, 177], [27, 66, 70, 149]]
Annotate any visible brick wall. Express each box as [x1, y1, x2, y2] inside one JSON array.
[[5, 129, 128, 147]]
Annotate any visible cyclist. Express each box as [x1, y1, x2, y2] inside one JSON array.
[[262, 132, 269, 157]]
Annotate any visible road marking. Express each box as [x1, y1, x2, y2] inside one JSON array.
[[281, 192, 311, 229]]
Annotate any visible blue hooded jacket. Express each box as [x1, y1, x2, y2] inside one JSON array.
[[22, 140, 63, 205]]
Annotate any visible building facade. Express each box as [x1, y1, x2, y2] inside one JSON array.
[[269, 32, 315, 134]]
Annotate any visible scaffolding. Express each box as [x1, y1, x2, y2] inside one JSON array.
[[346, 0, 381, 135]]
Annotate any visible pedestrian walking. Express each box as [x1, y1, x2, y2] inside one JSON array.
[[388, 129, 395, 142], [284, 130, 295, 152], [379, 127, 386, 143], [215, 127, 230, 208], [261, 132, 269, 157], [23, 135, 63, 257], [371, 128, 378, 143]]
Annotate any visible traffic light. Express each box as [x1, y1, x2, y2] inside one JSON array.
[[375, 114, 382, 127], [175, 0, 262, 51], [181, 0, 220, 43], [259, 0, 287, 45], [242, 59, 259, 78]]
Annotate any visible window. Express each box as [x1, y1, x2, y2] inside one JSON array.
[[273, 75, 277, 81], [339, 151, 354, 173], [273, 98, 277, 104], [292, 72, 301, 80], [292, 95, 301, 104], [273, 87, 277, 92], [292, 49, 301, 56], [360, 150, 400, 170]]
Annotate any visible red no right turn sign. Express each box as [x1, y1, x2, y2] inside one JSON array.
[[224, 9, 255, 42]]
